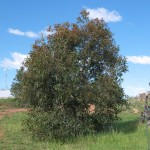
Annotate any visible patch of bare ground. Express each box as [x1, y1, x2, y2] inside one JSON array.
[[0, 108, 29, 120]]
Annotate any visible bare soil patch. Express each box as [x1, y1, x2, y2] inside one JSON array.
[[0, 108, 28, 119]]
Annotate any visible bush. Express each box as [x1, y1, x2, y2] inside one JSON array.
[[12, 10, 128, 140]]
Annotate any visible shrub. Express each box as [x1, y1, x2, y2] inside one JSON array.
[[12, 10, 128, 140]]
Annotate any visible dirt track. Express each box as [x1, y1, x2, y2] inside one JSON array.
[[0, 108, 28, 119]]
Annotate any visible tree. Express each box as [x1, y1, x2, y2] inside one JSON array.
[[11, 10, 128, 140], [11, 67, 27, 106]]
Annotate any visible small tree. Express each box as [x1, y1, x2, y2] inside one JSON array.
[[11, 10, 128, 140]]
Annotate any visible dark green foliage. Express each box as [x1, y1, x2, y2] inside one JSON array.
[[11, 10, 128, 140]]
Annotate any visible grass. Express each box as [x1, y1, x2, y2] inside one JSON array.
[[0, 98, 149, 150], [0, 98, 20, 111]]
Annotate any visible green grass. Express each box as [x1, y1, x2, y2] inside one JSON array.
[[0, 111, 149, 149], [0, 98, 149, 150], [0, 98, 19, 111]]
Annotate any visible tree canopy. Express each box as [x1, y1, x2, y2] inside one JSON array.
[[11, 10, 128, 140]]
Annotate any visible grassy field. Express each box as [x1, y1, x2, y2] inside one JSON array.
[[0, 98, 20, 112], [0, 98, 149, 150]]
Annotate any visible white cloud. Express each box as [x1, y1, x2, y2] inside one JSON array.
[[127, 56, 150, 64], [8, 28, 24, 36], [0, 90, 13, 98], [8, 28, 38, 38], [25, 31, 38, 38], [1, 52, 27, 69], [40, 29, 52, 37], [86, 7, 122, 23], [8, 28, 51, 38]]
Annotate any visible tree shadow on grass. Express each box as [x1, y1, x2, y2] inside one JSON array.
[[112, 117, 140, 134]]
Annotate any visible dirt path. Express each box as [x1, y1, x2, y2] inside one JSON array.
[[0, 108, 28, 119]]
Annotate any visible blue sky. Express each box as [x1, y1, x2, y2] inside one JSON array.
[[0, 0, 150, 96]]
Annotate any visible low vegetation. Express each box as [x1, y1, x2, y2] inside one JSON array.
[[0, 98, 149, 150], [0, 98, 20, 112]]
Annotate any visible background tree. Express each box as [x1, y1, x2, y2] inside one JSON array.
[[11, 67, 27, 106], [11, 10, 128, 140]]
